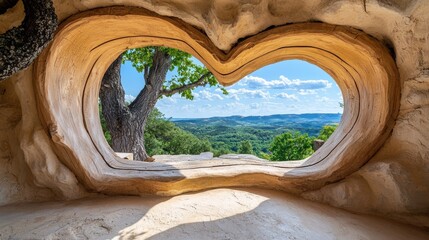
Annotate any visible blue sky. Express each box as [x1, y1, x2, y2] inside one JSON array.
[[120, 59, 343, 118]]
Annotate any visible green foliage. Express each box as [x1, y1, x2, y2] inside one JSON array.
[[238, 140, 254, 154], [122, 47, 226, 100], [174, 114, 341, 159], [269, 131, 314, 161], [258, 152, 271, 160], [210, 142, 231, 157], [176, 124, 277, 159], [213, 148, 231, 157], [317, 124, 338, 141], [143, 108, 212, 155], [173, 115, 341, 160]]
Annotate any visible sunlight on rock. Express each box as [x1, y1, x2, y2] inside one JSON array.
[[0, 1, 428, 238], [116, 189, 268, 239]]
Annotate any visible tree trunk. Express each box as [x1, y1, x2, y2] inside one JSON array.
[[100, 49, 171, 161], [100, 54, 134, 157]]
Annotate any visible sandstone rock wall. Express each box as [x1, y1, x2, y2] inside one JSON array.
[[0, 73, 57, 205], [0, 0, 428, 227]]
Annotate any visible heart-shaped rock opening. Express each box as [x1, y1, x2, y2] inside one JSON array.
[[34, 7, 399, 196], [100, 48, 343, 163]]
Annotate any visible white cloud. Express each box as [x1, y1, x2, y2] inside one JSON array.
[[240, 75, 332, 90], [125, 94, 136, 103], [250, 103, 260, 109], [298, 89, 317, 95], [198, 89, 224, 101], [229, 94, 240, 101], [275, 93, 298, 100], [181, 104, 193, 111], [159, 94, 179, 104], [318, 97, 331, 103], [260, 101, 282, 106], [227, 88, 271, 99], [226, 102, 246, 109]]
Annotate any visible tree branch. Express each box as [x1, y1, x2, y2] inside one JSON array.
[[0, 0, 58, 80], [160, 72, 210, 96], [129, 48, 171, 114], [143, 65, 149, 84]]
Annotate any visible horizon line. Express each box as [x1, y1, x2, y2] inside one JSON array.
[[169, 112, 343, 120]]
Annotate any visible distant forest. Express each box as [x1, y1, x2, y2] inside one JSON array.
[[173, 113, 341, 159], [101, 108, 341, 160]]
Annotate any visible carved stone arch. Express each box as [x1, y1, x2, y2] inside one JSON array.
[[34, 7, 399, 196]]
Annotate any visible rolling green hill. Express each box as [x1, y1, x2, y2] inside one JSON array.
[[172, 113, 342, 157]]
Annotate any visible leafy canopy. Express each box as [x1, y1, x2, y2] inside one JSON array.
[[143, 108, 212, 156], [123, 47, 227, 100], [238, 140, 254, 154], [269, 131, 314, 161], [317, 124, 338, 141]]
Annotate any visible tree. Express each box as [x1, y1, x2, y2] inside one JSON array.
[[317, 124, 338, 141], [212, 142, 232, 157], [238, 140, 254, 154], [142, 108, 212, 155], [269, 131, 314, 161], [99, 47, 226, 161]]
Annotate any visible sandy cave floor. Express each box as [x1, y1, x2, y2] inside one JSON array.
[[0, 188, 428, 240]]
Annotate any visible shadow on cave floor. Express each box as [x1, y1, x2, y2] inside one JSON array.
[[1, 188, 427, 239]]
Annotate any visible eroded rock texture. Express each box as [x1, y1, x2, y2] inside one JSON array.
[[0, 0, 428, 229]]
